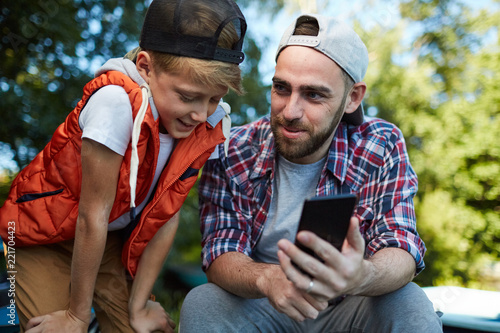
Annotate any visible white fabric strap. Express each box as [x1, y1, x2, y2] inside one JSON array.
[[129, 83, 151, 210], [219, 101, 232, 157]]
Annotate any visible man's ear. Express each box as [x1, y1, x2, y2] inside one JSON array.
[[136, 51, 153, 83], [344, 82, 367, 114]]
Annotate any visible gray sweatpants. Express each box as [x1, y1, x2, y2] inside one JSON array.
[[179, 282, 442, 333]]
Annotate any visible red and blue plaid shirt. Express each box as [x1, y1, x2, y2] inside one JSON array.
[[199, 116, 426, 274]]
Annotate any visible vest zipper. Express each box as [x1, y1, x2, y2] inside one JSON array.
[[150, 143, 220, 213], [125, 141, 222, 277]]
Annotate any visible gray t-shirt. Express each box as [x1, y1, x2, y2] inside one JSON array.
[[252, 154, 326, 264]]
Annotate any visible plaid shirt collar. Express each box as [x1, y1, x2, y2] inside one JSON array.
[[249, 120, 350, 184], [249, 132, 275, 180], [326, 122, 350, 184]]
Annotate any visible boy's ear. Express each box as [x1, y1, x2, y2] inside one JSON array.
[[136, 51, 153, 83], [344, 82, 367, 115]]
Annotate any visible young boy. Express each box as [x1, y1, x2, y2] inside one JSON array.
[[0, 0, 246, 332]]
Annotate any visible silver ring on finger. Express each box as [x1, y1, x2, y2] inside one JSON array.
[[306, 279, 314, 294]]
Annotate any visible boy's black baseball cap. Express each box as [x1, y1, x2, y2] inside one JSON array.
[[140, 0, 246, 64]]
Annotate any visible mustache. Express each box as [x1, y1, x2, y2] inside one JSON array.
[[273, 116, 309, 131]]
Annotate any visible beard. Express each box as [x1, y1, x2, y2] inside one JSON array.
[[271, 95, 348, 162]]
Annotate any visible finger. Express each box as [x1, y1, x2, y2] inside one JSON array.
[[25, 323, 43, 333], [278, 237, 322, 275], [291, 299, 320, 321], [26, 315, 44, 329], [273, 298, 309, 323], [277, 249, 337, 303], [279, 238, 347, 300], [167, 316, 176, 329], [342, 217, 364, 253], [287, 308, 307, 322], [295, 231, 343, 273], [290, 234, 352, 299], [303, 293, 329, 311], [25, 326, 41, 333], [155, 314, 174, 332], [277, 249, 312, 292]]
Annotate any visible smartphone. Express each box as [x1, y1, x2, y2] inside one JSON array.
[[294, 194, 357, 259]]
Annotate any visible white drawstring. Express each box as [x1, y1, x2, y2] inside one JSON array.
[[219, 101, 231, 157], [129, 93, 230, 218], [129, 83, 151, 218]]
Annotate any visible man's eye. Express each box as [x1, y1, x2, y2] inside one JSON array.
[[273, 84, 286, 92], [307, 92, 322, 99]]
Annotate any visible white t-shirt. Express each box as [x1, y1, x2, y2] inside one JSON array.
[[79, 85, 174, 230]]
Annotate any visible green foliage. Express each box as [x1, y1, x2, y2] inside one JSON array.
[[362, 0, 500, 288], [224, 37, 271, 125], [1, 0, 147, 167]]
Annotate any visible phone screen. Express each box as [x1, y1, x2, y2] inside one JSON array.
[[295, 194, 357, 258]]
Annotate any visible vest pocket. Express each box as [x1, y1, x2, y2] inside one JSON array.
[[16, 188, 64, 203], [179, 167, 199, 181]]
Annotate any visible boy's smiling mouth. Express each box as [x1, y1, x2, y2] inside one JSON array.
[[178, 118, 197, 130]]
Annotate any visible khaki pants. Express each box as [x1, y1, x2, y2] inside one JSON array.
[[15, 231, 134, 332]]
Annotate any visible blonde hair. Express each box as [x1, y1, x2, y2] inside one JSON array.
[[149, 51, 244, 95], [126, 1, 244, 95]]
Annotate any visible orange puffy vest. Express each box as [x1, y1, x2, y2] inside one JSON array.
[[0, 70, 225, 277]]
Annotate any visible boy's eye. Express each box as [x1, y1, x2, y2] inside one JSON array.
[[179, 94, 192, 102]]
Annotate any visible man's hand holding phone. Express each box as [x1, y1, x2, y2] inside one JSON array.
[[293, 194, 357, 263], [277, 194, 368, 302]]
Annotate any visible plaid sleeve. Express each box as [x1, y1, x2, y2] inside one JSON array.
[[355, 124, 426, 274], [198, 152, 253, 272]]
